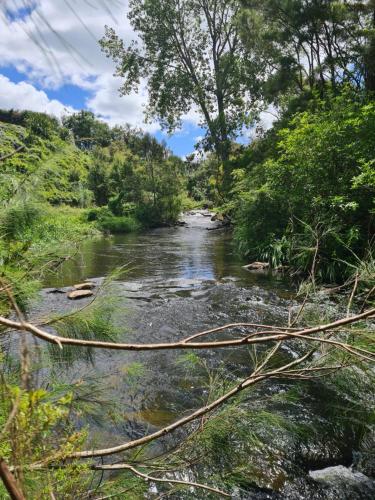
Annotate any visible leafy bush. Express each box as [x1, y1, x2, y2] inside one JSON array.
[[0, 202, 42, 241], [234, 91, 375, 281], [97, 215, 140, 233]]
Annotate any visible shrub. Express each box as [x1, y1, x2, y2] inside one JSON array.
[[0, 202, 42, 241], [233, 91, 375, 281], [97, 215, 140, 234]]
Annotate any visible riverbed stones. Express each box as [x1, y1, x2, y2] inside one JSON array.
[[243, 261, 270, 271], [73, 282, 96, 290], [309, 465, 375, 494], [67, 289, 94, 300]]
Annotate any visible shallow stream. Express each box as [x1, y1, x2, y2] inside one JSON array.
[[29, 212, 375, 498]]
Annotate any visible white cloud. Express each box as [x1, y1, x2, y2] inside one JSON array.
[[258, 105, 279, 131], [0, 0, 160, 130], [0, 74, 74, 117], [87, 74, 160, 132]]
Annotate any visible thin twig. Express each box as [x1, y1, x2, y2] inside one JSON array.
[[92, 463, 230, 498]]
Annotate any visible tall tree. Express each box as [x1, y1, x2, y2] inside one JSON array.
[[100, 0, 262, 163], [240, 0, 375, 103]]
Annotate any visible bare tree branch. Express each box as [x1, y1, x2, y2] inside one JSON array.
[[1, 308, 374, 352]]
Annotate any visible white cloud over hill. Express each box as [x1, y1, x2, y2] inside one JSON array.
[[0, 0, 161, 130]]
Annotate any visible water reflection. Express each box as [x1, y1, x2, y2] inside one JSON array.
[[39, 213, 294, 441]]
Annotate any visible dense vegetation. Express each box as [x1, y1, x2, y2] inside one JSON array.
[[231, 91, 375, 282], [0, 108, 185, 229], [1, 0, 375, 498], [102, 0, 375, 285]]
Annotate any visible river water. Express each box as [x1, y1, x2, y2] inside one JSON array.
[[31, 212, 374, 498]]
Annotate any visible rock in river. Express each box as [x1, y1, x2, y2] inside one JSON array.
[[243, 261, 270, 271], [68, 289, 94, 300], [309, 465, 375, 488], [73, 282, 96, 290]]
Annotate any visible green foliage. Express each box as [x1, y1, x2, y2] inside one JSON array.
[[97, 214, 141, 234], [185, 153, 221, 204], [240, 0, 375, 102], [234, 92, 375, 281], [0, 202, 97, 314], [88, 143, 184, 229], [0, 202, 42, 241], [24, 111, 60, 139], [100, 0, 262, 162], [49, 301, 121, 364], [96, 470, 148, 498], [0, 120, 92, 207], [0, 384, 89, 498], [62, 110, 112, 148]]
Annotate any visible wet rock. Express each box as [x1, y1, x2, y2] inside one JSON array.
[[309, 465, 375, 493], [243, 262, 270, 271], [67, 289, 94, 300], [211, 213, 224, 222], [47, 288, 66, 294], [73, 282, 95, 290]]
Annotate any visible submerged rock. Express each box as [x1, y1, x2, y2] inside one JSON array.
[[67, 289, 94, 300], [243, 261, 270, 271]]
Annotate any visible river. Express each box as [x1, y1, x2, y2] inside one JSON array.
[[30, 212, 375, 499]]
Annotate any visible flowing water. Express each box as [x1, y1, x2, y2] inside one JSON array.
[[28, 212, 375, 498]]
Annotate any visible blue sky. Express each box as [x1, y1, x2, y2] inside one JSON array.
[[0, 0, 208, 157]]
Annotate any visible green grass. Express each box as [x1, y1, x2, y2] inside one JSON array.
[[97, 214, 141, 234]]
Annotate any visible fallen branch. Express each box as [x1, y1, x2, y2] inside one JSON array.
[[52, 349, 316, 459], [1, 308, 374, 352]]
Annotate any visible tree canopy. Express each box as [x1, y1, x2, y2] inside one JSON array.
[[100, 0, 263, 162]]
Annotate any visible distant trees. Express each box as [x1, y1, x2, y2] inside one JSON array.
[[62, 111, 184, 226], [89, 143, 184, 226], [62, 110, 112, 148]]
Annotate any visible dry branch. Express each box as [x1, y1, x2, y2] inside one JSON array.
[[0, 308, 374, 352], [0, 145, 26, 162]]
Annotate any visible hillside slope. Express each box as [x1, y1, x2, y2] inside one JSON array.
[[0, 120, 92, 206]]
